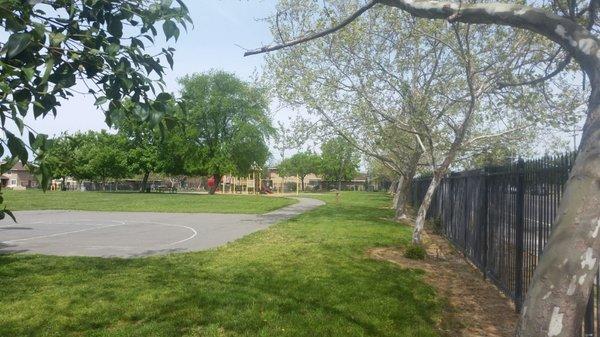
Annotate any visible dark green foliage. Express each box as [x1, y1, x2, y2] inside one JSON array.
[[0, 0, 191, 216], [320, 137, 360, 183], [173, 71, 273, 190], [44, 131, 130, 186], [278, 151, 322, 190], [404, 244, 427, 260]]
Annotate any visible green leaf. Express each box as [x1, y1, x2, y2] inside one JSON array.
[[134, 104, 150, 120], [41, 56, 55, 84], [108, 19, 123, 38], [0, 157, 18, 174], [107, 43, 120, 55], [3, 33, 32, 59], [13, 116, 25, 134], [162, 20, 179, 41], [3, 209, 17, 223], [166, 52, 174, 69], [22, 67, 35, 81], [156, 92, 172, 102], [13, 89, 31, 116], [49, 32, 66, 46], [95, 96, 108, 106], [6, 132, 28, 164]]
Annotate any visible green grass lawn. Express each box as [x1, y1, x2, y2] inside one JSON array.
[[0, 192, 444, 337], [2, 190, 295, 214]]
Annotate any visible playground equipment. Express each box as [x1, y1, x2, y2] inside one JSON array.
[[220, 172, 301, 195], [220, 172, 262, 195]]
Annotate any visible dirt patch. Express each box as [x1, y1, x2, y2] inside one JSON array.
[[369, 231, 518, 337]]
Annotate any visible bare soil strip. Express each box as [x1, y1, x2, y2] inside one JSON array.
[[369, 230, 518, 337]]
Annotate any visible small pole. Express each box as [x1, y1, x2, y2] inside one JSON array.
[[481, 167, 489, 281], [584, 292, 594, 337], [515, 158, 525, 311]]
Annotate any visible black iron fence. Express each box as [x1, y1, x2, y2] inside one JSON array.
[[412, 153, 600, 334]]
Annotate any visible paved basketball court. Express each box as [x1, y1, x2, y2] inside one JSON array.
[[0, 197, 324, 258]]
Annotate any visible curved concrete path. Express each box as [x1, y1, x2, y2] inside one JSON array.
[[0, 197, 324, 258]]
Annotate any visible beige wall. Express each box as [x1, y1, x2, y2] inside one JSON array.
[[5, 171, 38, 190]]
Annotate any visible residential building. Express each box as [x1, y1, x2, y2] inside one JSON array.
[[0, 162, 38, 190]]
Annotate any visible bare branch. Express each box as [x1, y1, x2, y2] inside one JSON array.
[[244, 1, 377, 56], [497, 54, 572, 89]]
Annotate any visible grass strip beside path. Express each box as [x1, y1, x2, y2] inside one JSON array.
[[2, 190, 295, 214], [0, 192, 444, 337]]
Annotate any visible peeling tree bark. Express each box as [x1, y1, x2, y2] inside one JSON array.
[[516, 87, 600, 337], [412, 143, 461, 244], [394, 175, 412, 220], [395, 150, 420, 221], [390, 180, 399, 196]]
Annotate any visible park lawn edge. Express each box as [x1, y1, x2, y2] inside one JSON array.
[[1, 190, 298, 214]]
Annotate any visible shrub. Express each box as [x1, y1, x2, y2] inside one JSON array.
[[404, 244, 427, 260]]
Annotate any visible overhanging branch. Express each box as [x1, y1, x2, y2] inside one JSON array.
[[244, 1, 377, 57]]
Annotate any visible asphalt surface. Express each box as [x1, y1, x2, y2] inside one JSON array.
[[0, 197, 324, 258]]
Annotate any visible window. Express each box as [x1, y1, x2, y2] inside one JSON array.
[[10, 179, 17, 186]]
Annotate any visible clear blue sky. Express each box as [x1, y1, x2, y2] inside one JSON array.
[[24, 0, 285, 138]]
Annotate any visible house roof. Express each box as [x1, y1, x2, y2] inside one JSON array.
[[0, 162, 29, 171]]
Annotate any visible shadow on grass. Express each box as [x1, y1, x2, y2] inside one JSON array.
[[0, 193, 441, 337]]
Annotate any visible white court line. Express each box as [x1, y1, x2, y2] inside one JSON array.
[[2, 221, 127, 243], [0, 221, 43, 228], [2, 220, 197, 247], [133, 221, 198, 246]]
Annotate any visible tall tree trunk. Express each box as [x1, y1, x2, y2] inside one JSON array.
[[516, 86, 600, 337], [61, 176, 66, 191], [395, 175, 413, 221], [389, 180, 398, 195], [209, 174, 221, 195], [391, 179, 401, 208], [412, 170, 444, 244], [301, 174, 306, 191], [338, 180, 342, 191], [413, 136, 464, 244], [396, 151, 420, 220], [140, 171, 150, 193]]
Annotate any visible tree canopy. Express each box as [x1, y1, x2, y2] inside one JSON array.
[[0, 0, 191, 214], [320, 137, 360, 187], [175, 71, 273, 193], [278, 151, 321, 190]]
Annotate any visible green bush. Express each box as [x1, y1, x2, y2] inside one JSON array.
[[404, 244, 427, 260]]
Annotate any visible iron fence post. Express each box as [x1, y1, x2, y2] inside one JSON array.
[[482, 168, 488, 280], [584, 291, 594, 337], [515, 158, 525, 312], [463, 176, 469, 255]]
